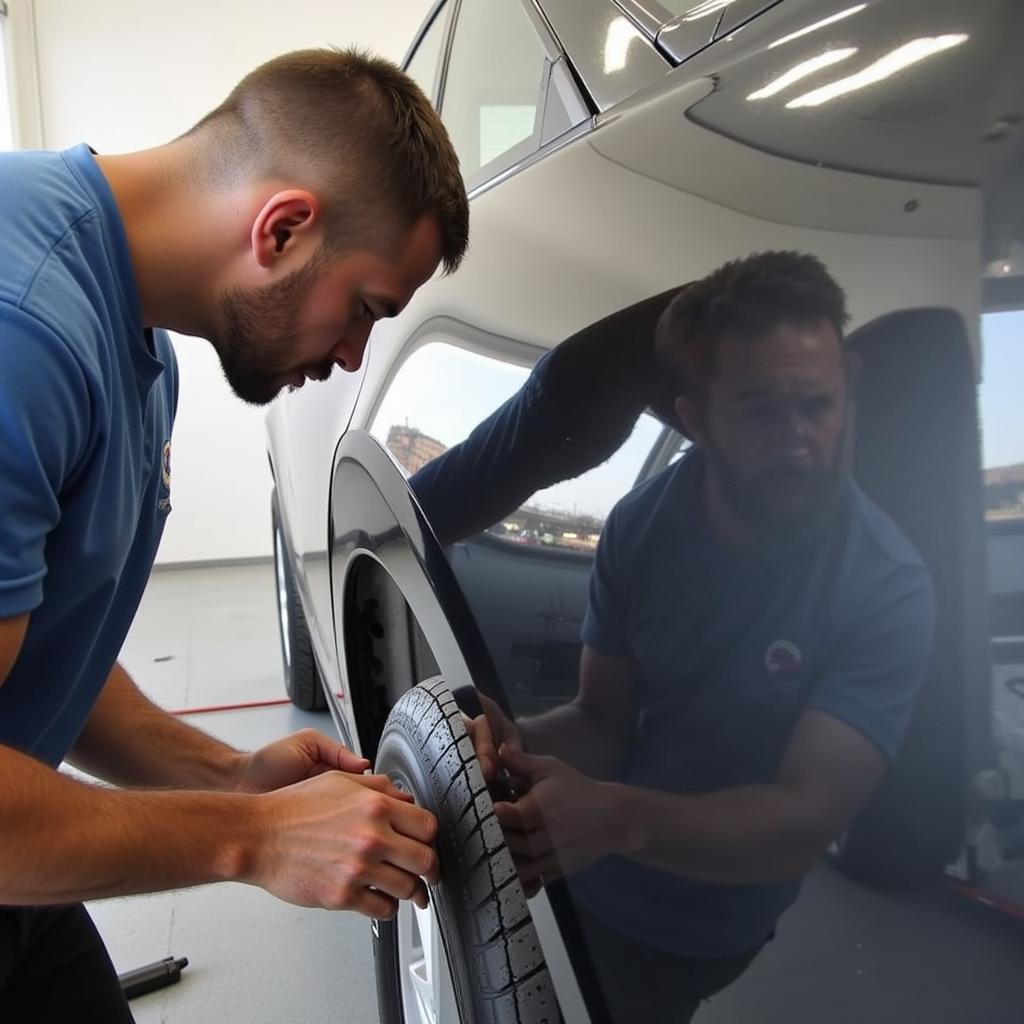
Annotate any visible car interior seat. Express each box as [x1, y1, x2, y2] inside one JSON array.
[[839, 307, 993, 882]]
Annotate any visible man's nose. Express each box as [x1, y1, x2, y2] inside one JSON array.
[[769, 407, 812, 448], [332, 320, 373, 374]]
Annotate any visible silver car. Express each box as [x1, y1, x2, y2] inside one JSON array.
[[266, 1, 1024, 1021]]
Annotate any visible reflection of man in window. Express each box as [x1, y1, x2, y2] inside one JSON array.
[[470, 252, 936, 1022]]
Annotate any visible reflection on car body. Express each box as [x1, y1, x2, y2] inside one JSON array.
[[265, 0, 1024, 1021]]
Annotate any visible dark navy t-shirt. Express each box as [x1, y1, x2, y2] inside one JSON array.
[[0, 145, 178, 766], [570, 449, 935, 957]]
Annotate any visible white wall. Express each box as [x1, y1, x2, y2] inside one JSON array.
[[29, 0, 433, 563]]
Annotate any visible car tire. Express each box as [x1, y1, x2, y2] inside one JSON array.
[[373, 677, 560, 1024], [271, 490, 326, 711]]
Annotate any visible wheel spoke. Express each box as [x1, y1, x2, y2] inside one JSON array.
[[424, 897, 458, 1023], [399, 895, 459, 1024]]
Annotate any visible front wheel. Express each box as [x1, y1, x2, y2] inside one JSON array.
[[373, 678, 560, 1024]]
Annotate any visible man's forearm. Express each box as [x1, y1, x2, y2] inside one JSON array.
[[612, 782, 828, 885], [519, 701, 625, 780], [0, 742, 254, 904], [69, 662, 242, 790]]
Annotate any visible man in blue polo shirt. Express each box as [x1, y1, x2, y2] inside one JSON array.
[[467, 252, 935, 1023], [0, 48, 468, 1021]]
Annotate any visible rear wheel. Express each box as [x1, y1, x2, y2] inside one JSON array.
[[271, 491, 326, 711], [373, 678, 560, 1024]]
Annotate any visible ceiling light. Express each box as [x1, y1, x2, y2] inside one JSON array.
[[786, 34, 968, 108], [769, 5, 867, 49], [747, 48, 858, 100]]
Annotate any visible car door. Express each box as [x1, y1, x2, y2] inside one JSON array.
[[321, 0, 1023, 1021]]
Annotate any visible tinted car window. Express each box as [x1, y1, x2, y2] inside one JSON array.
[[439, 0, 548, 179]]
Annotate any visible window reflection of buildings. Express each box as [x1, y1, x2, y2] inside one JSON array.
[[488, 505, 603, 554], [386, 424, 448, 476], [387, 421, 605, 553], [985, 462, 1024, 520]]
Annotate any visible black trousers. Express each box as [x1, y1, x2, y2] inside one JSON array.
[[578, 906, 765, 1023], [0, 904, 134, 1024]]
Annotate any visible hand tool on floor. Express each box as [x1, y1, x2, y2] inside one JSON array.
[[118, 955, 189, 1000]]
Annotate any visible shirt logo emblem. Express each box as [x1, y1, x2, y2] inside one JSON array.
[[765, 639, 803, 685]]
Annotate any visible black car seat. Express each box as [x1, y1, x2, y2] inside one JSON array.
[[834, 307, 993, 883]]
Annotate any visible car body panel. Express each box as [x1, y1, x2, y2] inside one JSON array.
[[539, 0, 673, 112]]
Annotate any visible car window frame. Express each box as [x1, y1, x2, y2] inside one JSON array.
[[401, 0, 456, 105], [437, 0, 592, 193]]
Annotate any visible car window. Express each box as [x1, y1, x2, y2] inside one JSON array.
[[514, 414, 663, 554], [404, 3, 447, 103], [439, 0, 548, 180], [980, 310, 1024, 525], [368, 340, 662, 553]]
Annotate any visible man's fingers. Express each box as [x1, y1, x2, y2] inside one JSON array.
[[364, 861, 431, 908], [498, 743, 555, 781], [348, 772, 415, 802], [496, 794, 544, 833], [467, 714, 499, 780], [358, 889, 399, 921], [516, 852, 562, 886], [389, 798, 440, 846], [501, 826, 540, 861], [296, 729, 371, 774], [373, 825, 441, 886]]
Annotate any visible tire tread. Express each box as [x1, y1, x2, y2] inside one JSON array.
[[377, 679, 560, 1024]]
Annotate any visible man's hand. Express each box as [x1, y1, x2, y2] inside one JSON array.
[[249, 770, 440, 919], [232, 728, 370, 794], [493, 745, 624, 896], [465, 694, 524, 785]]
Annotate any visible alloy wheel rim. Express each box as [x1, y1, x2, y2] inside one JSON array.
[[397, 891, 459, 1024], [273, 525, 292, 670]]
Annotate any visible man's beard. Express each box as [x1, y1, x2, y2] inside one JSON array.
[[211, 252, 330, 407], [704, 432, 846, 535]]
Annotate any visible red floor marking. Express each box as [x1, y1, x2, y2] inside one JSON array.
[[170, 698, 293, 716], [947, 881, 1024, 922]]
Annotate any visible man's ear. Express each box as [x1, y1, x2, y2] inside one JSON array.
[[674, 395, 704, 445], [251, 190, 321, 270]]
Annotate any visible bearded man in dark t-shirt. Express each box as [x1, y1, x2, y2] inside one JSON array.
[[463, 251, 935, 1023]]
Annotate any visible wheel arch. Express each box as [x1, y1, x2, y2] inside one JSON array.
[[329, 431, 506, 761]]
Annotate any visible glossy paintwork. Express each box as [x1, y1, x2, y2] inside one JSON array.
[[266, 0, 1024, 1019]]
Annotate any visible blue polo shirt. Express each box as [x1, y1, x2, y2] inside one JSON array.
[[569, 449, 935, 957], [0, 144, 178, 766]]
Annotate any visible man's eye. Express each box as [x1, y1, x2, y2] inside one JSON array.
[[361, 301, 376, 321]]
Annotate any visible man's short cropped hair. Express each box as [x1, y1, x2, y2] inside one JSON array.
[[187, 47, 469, 274], [655, 251, 850, 400]]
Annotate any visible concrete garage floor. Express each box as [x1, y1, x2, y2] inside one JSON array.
[[87, 564, 1024, 1024]]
